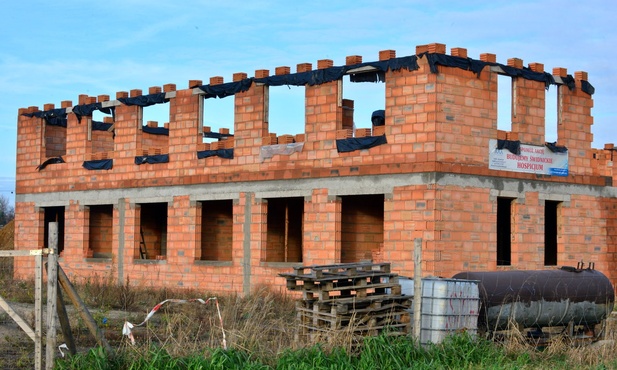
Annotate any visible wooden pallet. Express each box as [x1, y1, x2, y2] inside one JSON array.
[[298, 295, 411, 315], [284, 262, 412, 340], [281, 273, 400, 291], [282, 262, 392, 280], [297, 308, 411, 335]]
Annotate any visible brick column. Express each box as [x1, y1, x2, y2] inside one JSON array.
[[66, 95, 92, 161], [511, 60, 546, 146], [555, 69, 595, 176], [168, 83, 200, 167], [304, 61, 341, 143], [16, 107, 45, 191], [167, 195, 197, 264], [233, 72, 267, 164], [303, 189, 341, 265], [113, 90, 141, 169]]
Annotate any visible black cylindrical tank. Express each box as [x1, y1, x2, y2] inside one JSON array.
[[453, 268, 615, 331]]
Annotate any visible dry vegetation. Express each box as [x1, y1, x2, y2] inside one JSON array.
[[1, 221, 617, 368]]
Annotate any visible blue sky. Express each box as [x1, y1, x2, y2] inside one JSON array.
[[1, 0, 616, 206]]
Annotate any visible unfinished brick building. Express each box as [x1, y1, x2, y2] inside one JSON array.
[[14, 42, 617, 294]]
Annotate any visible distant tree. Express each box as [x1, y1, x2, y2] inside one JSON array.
[[0, 195, 14, 226]]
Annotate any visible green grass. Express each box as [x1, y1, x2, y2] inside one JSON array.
[[1, 270, 615, 370], [54, 331, 617, 370]]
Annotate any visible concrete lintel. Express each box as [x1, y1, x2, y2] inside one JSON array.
[[17, 172, 617, 207], [490, 189, 525, 199], [539, 193, 571, 202]]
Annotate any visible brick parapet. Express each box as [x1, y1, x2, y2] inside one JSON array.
[[15, 46, 605, 195]]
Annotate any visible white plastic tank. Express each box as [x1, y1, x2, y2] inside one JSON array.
[[400, 277, 480, 345]]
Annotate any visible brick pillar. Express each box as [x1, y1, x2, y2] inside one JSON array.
[[16, 108, 45, 190], [385, 185, 430, 275], [304, 59, 340, 144], [511, 194, 542, 268], [66, 97, 93, 161], [113, 91, 141, 168], [303, 189, 341, 265], [511, 62, 546, 146], [233, 73, 267, 163], [63, 202, 86, 264], [556, 70, 594, 176], [432, 51, 495, 169], [305, 81, 340, 142], [13, 202, 41, 278], [168, 87, 200, 166], [167, 196, 196, 264]]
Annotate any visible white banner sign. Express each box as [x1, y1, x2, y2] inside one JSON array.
[[488, 139, 568, 176]]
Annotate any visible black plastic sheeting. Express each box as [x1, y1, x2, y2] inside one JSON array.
[[118, 92, 168, 107], [72, 103, 115, 123], [424, 52, 556, 89], [560, 75, 576, 90], [197, 79, 253, 99], [22, 52, 595, 133], [82, 159, 113, 170], [336, 135, 387, 153], [545, 142, 568, 153], [22, 109, 68, 127], [422, 52, 596, 95], [196, 149, 234, 159], [92, 121, 113, 131], [203, 132, 234, 139], [254, 56, 419, 87], [193, 53, 593, 97], [143, 126, 169, 135], [36, 156, 65, 171], [195, 56, 419, 99], [497, 139, 521, 155], [134, 154, 169, 165], [371, 110, 385, 126], [581, 80, 595, 95]]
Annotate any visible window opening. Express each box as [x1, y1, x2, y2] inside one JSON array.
[[545, 86, 558, 143], [342, 75, 386, 137], [199, 200, 233, 261], [43, 206, 65, 255], [496, 197, 513, 266], [140, 102, 170, 157], [497, 75, 513, 132], [544, 200, 560, 266], [341, 194, 384, 263], [264, 197, 304, 263], [89, 110, 115, 161], [142, 103, 170, 128], [137, 202, 168, 260], [266, 85, 305, 144], [88, 205, 113, 258], [201, 96, 234, 150]]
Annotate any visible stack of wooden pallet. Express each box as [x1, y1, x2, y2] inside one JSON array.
[[280, 262, 411, 340]]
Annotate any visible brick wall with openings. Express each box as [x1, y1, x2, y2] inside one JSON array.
[[13, 43, 616, 293]]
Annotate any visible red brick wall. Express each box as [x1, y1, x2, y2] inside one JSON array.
[[89, 205, 113, 256], [341, 195, 384, 263], [90, 129, 114, 157], [13, 43, 615, 293], [200, 200, 233, 261], [44, 125, 66, 158]]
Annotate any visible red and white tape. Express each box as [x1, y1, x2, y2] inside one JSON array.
[[122, 297, 227, 349]]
